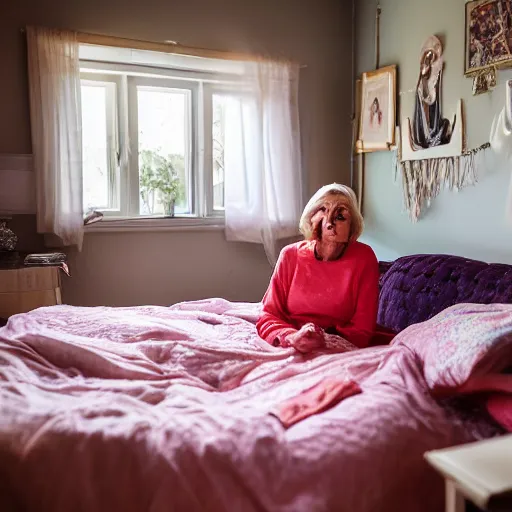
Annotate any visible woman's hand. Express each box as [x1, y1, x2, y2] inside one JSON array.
[[286, 323, 325, 353]]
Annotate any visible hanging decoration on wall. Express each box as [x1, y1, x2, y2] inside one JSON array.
[[396, 34, 491, 222], [401, 35, 462, 161], [356, 65, 397, 152], [352, 0, 397, 213], [354, 0, 393, 155], [411, 36, 454, 150], [395, 141, 490, 222], [465, 0, 511, 95], [472, 67, 497, 96], [490, 79, 512, 221]]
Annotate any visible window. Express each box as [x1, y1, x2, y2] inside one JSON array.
[[79, 49, 240, 221], [136, 84, 191, 215], [81, 78, 118, 212]]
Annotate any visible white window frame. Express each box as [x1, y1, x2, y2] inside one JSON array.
[[203, 83, 251, 218], [80, 73, 120, 214], [127, 76, 197, 217], [80, 59, 243, 230]]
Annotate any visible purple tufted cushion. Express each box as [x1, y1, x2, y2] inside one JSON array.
[[378, 254, 512, 333]]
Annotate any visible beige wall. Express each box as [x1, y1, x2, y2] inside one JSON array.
[[356, 0, 512, 264], [2, 0, 354, 306]]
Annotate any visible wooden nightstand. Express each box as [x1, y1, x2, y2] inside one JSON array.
[[0, 264, 62, 318], [425, 435, 512, 512]]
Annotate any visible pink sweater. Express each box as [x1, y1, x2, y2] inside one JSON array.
[[256, 240, 380, 348]]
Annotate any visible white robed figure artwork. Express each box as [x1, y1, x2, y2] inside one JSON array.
[[489, 79, 512, 222]]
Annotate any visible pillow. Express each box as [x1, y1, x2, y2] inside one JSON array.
[[487, 394, 512, 432], [457, 372, 512, 395], [391, 303, 512, 394], [456, 369, 512, 431]]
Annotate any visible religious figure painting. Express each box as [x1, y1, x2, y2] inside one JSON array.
[[358, 65, 396, 152], [410, 35, 455, 150], [465, 0, 512, 75]]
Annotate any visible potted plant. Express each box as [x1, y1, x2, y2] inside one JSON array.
[[153, 157, 182, 217], [139, 150, 184, 217]]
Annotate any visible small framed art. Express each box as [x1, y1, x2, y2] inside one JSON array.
[[357, 65, 397, 152]]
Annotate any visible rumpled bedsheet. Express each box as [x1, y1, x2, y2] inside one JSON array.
[[0, 299, 501, 512]]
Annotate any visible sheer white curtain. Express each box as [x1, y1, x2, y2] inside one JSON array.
[[224, 60, 303, 265], [27, 26, 84, 249]]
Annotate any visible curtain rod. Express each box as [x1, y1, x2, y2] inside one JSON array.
[[20, 27, 305, 67]]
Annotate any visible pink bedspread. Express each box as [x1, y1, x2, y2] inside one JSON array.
[[0, 299, 499, 512]]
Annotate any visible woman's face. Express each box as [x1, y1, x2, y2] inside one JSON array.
[[310, 193, 351, 243]]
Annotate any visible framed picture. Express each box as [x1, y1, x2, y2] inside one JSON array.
[[358, 65, 396, 152], [465, 0, 512, 75]]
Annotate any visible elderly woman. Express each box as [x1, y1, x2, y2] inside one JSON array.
[[256, 183, 379, 353]]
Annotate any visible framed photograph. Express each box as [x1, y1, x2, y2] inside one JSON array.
[[358, 65, 396, 152], [465, 0, 512, 75]]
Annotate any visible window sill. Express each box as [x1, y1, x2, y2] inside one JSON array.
[[84, 216, 224, 233]]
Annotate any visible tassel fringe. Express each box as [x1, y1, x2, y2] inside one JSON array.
[[395, 143, 491, 222]]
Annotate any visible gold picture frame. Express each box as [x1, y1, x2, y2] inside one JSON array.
[[465, 0, 512, 76], [357, 65, 397, 152]]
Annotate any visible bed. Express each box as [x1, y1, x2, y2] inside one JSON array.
[[1, 253, 511, 512]]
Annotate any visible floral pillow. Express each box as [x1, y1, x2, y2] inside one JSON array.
[[391, 303, 512, 395]]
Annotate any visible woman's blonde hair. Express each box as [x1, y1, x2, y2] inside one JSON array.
[[299, 183, 363, 241]]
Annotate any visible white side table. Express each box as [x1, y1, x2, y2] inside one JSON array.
[[425, 435, 512, 512]]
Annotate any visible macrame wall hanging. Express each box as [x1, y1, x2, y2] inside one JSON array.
[[393, 141, 490, 222], [395, 35, 491, 222]]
